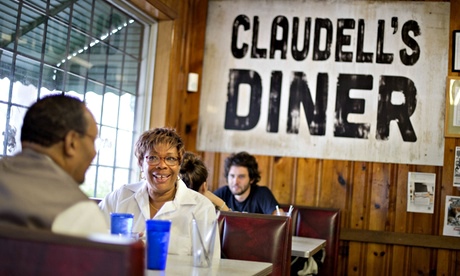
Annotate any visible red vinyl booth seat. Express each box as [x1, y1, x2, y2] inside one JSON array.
[[282, 205, 341, 276], [218, 211, 292, 276], [0, 224, 145, 276]]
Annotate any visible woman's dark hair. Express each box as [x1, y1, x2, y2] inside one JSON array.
[[21, 94, 87, 147], [224, 151, 261, 184], [180, 151, 208, 191], [134, 127, 185, 167]]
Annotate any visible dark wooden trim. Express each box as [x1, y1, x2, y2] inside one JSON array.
[[340, 228, 460, 250]]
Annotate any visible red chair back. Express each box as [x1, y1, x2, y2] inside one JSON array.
[[218, 211, 292, 276], [0, 224, 145, 276], [288, 206, 341, 276]]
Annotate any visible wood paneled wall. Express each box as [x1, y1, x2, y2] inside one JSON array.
[[130, 0, 460, 275]]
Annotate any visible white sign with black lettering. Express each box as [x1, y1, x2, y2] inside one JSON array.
[[197, 0, 450, 165]]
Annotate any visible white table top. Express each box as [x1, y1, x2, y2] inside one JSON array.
[[146, 254, 273, 276], [291, 236, 326, 258]]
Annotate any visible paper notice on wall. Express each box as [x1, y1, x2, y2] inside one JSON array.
[[407, 172, 435, 214], [453, 147, 460, 187], [443, 196, 460, 237]]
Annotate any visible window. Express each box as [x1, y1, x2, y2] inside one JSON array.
[[0, 0, 155, 198]]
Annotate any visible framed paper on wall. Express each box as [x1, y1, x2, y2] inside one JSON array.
[[407, 172, 436, 214], [453, 146, 460, 187], [445, 76, 460, 137], [453, 31, 460, 72], [443, 195, 460, 237]]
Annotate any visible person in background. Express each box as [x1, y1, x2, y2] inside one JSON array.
[[214, 151, 284, 215], [99, 127, 220, 258], [0, 94, 108, 236], [180, 151, 230, 212]]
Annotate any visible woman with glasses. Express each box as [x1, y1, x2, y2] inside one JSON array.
[[99, 127, 220, 258]]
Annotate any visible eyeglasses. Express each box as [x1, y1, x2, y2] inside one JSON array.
[[145, 155, 180, 166]]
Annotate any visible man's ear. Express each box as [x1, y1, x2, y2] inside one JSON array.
[[63, 130, 79, 157]]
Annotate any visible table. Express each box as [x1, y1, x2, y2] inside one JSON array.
[[146, 254, 273, 276], [291, 236, 326, 258]]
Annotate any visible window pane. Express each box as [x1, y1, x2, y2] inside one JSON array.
[[87, 79, 104, 96], [66, 73, 84, 95], [41, 64, 61, 92], [12, 58, 40, 106], [39, 88, 60, 98], [25, 0, 47, 13], [116, 129, 133, 167], [1, 0, 150, 199], [7, 104, 27, 156], [0, 1, 20, 52], [81, 165, 97, 197], [108, 10, 129, 53], [42, 66, 64, 93], [126, 21, 143, 58], [106, 48, 123, 88], [113, 168, 129, 190], [122, 55, 139, 94], [13, 55, 41, 93], [0, 103, 7, 154], [92, 0, 112, 39], [101, 92, 120, 127], [44, 19, 68, 65], [0, 78, 11, 102], [96, 166, 114, 198], [86, 90, 103, 123], [88, 42, 108, 84], [11, 81, 38, 107], [67, 29, 92, 77], [0, 50, 13, 82], [118, 93, 135, 131], [65, 91, 84, 101], [99, 125, 116, 166], [16, 4, 45, 60], [72, 0, 93, 34]]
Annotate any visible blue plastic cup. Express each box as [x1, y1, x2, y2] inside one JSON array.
[[146, 220, 172, 270], [110, 213, 134, 236]]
